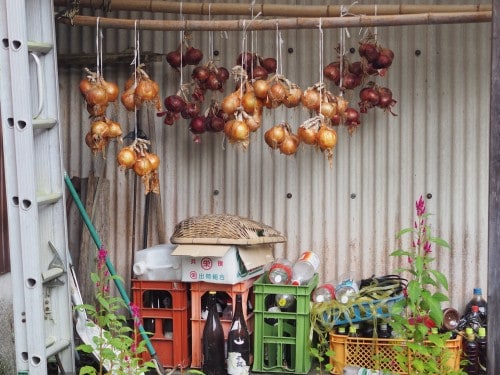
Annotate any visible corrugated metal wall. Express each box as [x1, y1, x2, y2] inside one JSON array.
[[55, 0, 491, 310]]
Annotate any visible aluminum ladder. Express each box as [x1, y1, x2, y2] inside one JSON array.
[[0, 0, 75, 373]]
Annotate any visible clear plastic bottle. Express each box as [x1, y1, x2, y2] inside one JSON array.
[[312, 281, 336, 303], [463, 327, 479, 375], [465, 288, 487, 325], [275, 293, 296, 310], [268, 258, 293, 284], [477, 327, 487, 375], [290, 251, 320, 285], [335, 273, 360, 304]]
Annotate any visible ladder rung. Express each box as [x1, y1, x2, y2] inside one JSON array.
[[37, 192, 62, 206], [27, 41, 53, 55], [33, 118, 57, 129], [46, 338, 71, 358]]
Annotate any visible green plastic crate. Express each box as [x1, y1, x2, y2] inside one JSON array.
[[252, 272, 319, 374]]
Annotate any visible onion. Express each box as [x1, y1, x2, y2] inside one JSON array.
[[216, 67, 230, 82], [166, 49, 185, 69], [90, 120, 109, 138], [336, 96, 349, 116], [342, 72, 362, 90], [164, 94, 186, 113], [282, 85, 303, 108], [359, 87, 380, 106], [85, 86, 108, 106], [87, 103, 107, 117], [181, 101, 201, 119], [298, 126, 317, 145], [348, 61, 364, 77], [253, 79, 270, 99], [247, 110, 262, 132], [242, 91, 259, 114], [359, 42, 379, 62], [317, 126, 338, 151], [249, 65, 269, 81], [264, 125, 287, 149], [279, 134, 300, 155], [101, 79, 119, 102], [189, 116, 206, 134], [133, 157, 153, 177], [323, 62, 341, 84], [206, 73, 222, 91], [320, 101, 338, 119], [301, 88, 321, 110], [135, 78, 158, 102], [106, 120, 123, 138], [228, 119, 249, 141], [79, 78, 94, 97], [260, 57, 277, 73], [221, 91, 241, 115], [208, 116, 225, 132], [145, 152, 160, 170], [121, 87, 137, 111], [184, 46, 203, 65], [236, 52, 256, 70], [117, 147, 137, 169], [192, 66, 210, 83], [344, 107, 360, 125], [373, 48, 394, 69], [268, 82, 286, 103]]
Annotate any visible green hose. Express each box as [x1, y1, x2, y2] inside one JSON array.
[[64, 172, 165, 374]]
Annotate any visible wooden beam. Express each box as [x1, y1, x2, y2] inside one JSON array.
[[56, 12, 492, 31]]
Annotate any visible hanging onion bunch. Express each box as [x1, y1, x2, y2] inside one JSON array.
[[85, 117, 123, 155], [79, 68, 119, 117], [235, 52, 277, 81], [323, 58, 364, 91], [298, 115, 338, 165], [121, 64, 161, 112], [157, 83, 194, 126], [117, 138, 160, 194], [358, 36, 395, 78], [250, 73, 302, 110], [191, 60, 230, 99], [204, 100, 228, 133], [301, 82, 349, 126], [358, 82, 397, 116], [264, 122, 300, 156], [165, 33, 204, 71]]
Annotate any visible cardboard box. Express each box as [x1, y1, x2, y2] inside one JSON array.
[[171, 243, 274, 284]]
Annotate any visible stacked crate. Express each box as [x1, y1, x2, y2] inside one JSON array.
[[252, 272, 319, 374], [131, 280, 191, 368], [189, 276, 257, 368]]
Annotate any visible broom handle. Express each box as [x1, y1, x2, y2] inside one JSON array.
[[64, 172, 165, 374]]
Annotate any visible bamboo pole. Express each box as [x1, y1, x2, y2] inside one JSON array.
[[57, 12, 492, 31], [53, 0, 492, 18]]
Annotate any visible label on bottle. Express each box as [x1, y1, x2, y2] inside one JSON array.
[[227, 351, 249, 375], [297, 251, 320, 271]]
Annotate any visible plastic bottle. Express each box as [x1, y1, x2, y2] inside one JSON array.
[[463, 327, 479, 374], [467, 305, 483, 333], [268, 258, 293, 284], [202, 291, 225, 375], [227, 294, 251, 375], [477, 327, 487, 375], [312, 281, 336, 303], [275, 293, 296, 311], [378, 323, 391, 339], [348, 325, 360, 338], [222, 301, 233, 321], [465, 288, 487, 325], [336, 326, 348, 335], [335, 273, 360, 304], [290, 251, 320, 285]]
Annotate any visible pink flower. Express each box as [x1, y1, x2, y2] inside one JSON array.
[[423, 241, 432, 254], [416, 196, 426, 216], [97, 246, 107, 270], [407, 256, 413, 264]]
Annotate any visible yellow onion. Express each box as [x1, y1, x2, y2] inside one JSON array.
[[301, 88, 321, 110], [117, 147, 137, 169], [298, 126, 318, 146], [282, 85, 303, 108], [317, 125, 338, 151], [268, 82, 286, 103], [264, 125, 287, 149], [221, 91, 241, 115], [145, 152, 160, 170], [85, 86, 108, 106], [253, 79, 270, 99], [90, 120, 109, 138], [319, 101, 338, 119], [133, 156, 153, 177], [135, 78, 159, 102], [229, 119, 249, 141], [100, 79, 119, 102], [279, 134, 300, 155], [106, 120, 123, 138]]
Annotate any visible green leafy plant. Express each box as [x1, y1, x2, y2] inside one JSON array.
[[76, 246, 156, 375], [389, 196, 465, 375]]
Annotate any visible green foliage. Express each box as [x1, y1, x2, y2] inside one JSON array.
[[75, 247, 156, 374]]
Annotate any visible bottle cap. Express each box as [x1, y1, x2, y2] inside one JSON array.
[[472, 305, 479, 313], [465, 327, 473, 335], [478, 327, 486, 337], [473, 288, 482, 295], [431, 328, 438, 334], [132, 261, 147, 275], [338, 326, 346, 334], [349, 326, 356, 333]]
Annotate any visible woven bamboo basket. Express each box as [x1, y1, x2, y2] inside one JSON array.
[[170, 214, 287, 245]]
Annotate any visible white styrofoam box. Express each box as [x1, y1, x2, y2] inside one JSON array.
[[133, 244, 182, 281]]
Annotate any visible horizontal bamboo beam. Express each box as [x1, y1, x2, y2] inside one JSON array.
[[56, 12, 492, 31], [53, 0, 492, 18]]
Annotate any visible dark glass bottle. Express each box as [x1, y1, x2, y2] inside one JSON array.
[[465, 288, 487, 325], [468, 305, 483, 333], [202, 291, 226, 375], [463, 327, 479, 375], [227, 294, 251, 375], [477, 327, 487, 375], [378, 323, 391, 339]]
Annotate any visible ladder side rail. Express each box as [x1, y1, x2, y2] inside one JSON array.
[[5, 0, 48, 372]]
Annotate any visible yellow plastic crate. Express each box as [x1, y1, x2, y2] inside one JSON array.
[[329, 333, 462, 374]]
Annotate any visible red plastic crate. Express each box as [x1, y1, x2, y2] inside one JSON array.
[[189, 277, 257, 368], [132, 280, 191, 368]]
